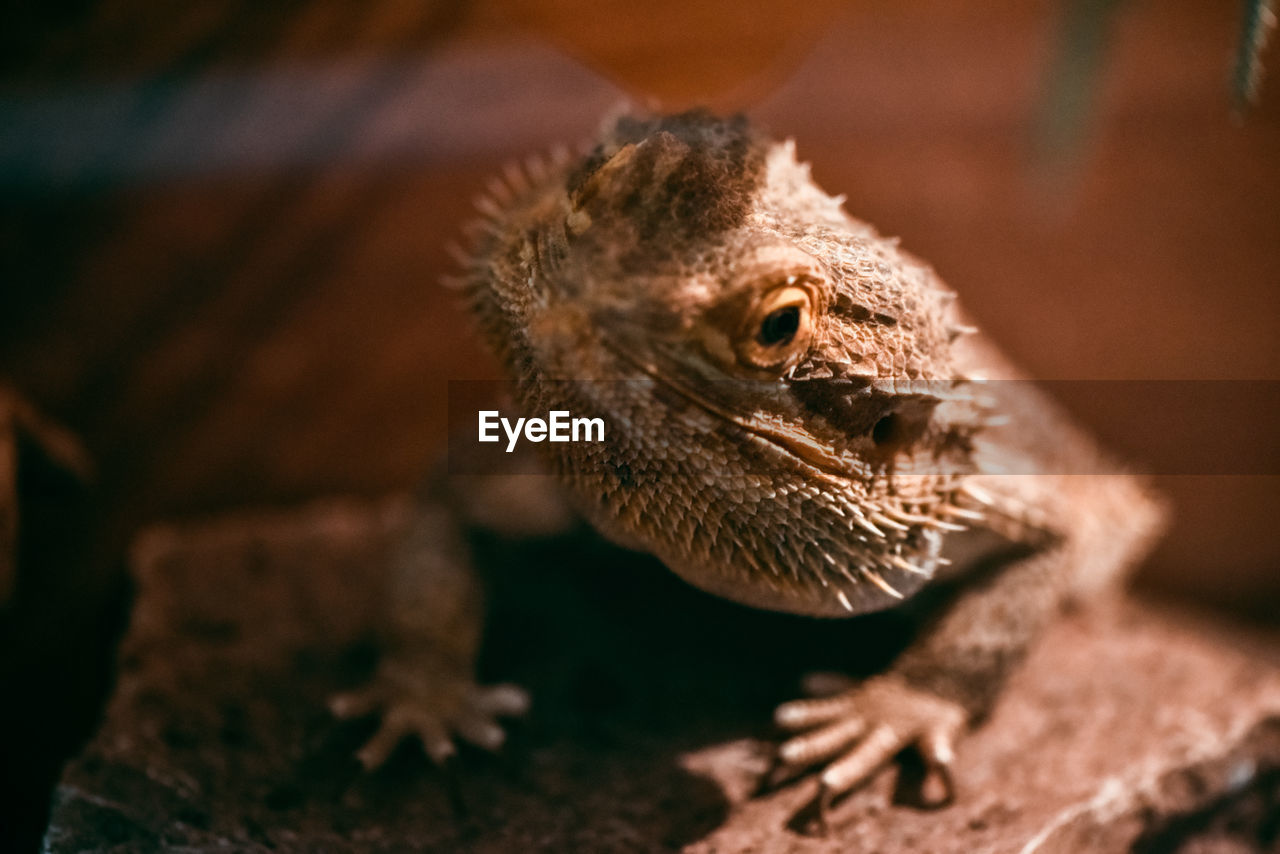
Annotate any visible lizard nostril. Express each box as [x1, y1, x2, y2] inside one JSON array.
[[869, 401, 937, 452], [872, 414, 899, 446]]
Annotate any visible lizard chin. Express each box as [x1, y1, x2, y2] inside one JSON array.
[[656, 524, 946, 618]]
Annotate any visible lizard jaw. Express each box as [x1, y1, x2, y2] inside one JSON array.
[[581, 343, 969, 616]]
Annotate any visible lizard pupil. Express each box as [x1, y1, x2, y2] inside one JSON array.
[[758, 305, 800, 347]]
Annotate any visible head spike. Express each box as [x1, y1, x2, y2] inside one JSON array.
[[444, 241, 471, 267], [525, 153, 548, 184], [503, 160, 530, 195], [868, 511, 910, 532], [473, 194, 504, 220], [860, 567, 904, 599], [959, 482, 996, 506], [854, 515, 886, 538], [939, 503, 984, 521], [888, 554, 930, 577], [484, 176, 512, 206]]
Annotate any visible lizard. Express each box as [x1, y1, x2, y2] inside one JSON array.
[[329, 109, 1166, 815]]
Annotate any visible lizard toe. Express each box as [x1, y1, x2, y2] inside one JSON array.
[[768, 673, 969, 818], [818, 723, 904, 797], [777, 715, 867, 766], [332, 667, 530, 770], [774, 692, 861, 730]]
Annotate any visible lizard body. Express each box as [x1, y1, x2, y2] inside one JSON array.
[[331, 111, 1166, 814]]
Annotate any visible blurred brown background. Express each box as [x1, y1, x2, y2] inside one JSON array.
[[1, 0, 1277, 615]]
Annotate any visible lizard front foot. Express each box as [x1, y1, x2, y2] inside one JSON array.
[[771, 672, 967, 813], [329, 657, 530, 770]]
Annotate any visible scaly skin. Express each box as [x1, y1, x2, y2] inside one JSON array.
[[331, 111, 1166, 817]]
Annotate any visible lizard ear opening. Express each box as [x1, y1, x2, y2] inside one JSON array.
[[734, 283, 815, 373]]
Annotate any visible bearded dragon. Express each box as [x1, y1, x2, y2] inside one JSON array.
[[329, 110, 1166, 815]]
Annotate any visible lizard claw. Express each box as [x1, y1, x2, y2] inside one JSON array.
[[772, 673, 965, 812], [330, 661, 530, 770]]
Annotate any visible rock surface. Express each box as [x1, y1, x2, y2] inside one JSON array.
[[44, 497, 1280, 853]]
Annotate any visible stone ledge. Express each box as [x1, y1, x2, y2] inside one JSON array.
[[43, 497, 1280, 853]]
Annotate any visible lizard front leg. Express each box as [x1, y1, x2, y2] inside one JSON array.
[[330, 462, 574, 769], [771, 473, 1164, 814], [774, 542, 1061, 812]]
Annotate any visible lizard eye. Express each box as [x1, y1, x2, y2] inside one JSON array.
[[735, 284, 814, 372], [758, 305, 800, 346]]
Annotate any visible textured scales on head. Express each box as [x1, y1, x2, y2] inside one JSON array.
[[456, 109, 995, 617]]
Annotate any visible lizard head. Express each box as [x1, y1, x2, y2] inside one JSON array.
[[465, 111, 989, 616]]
